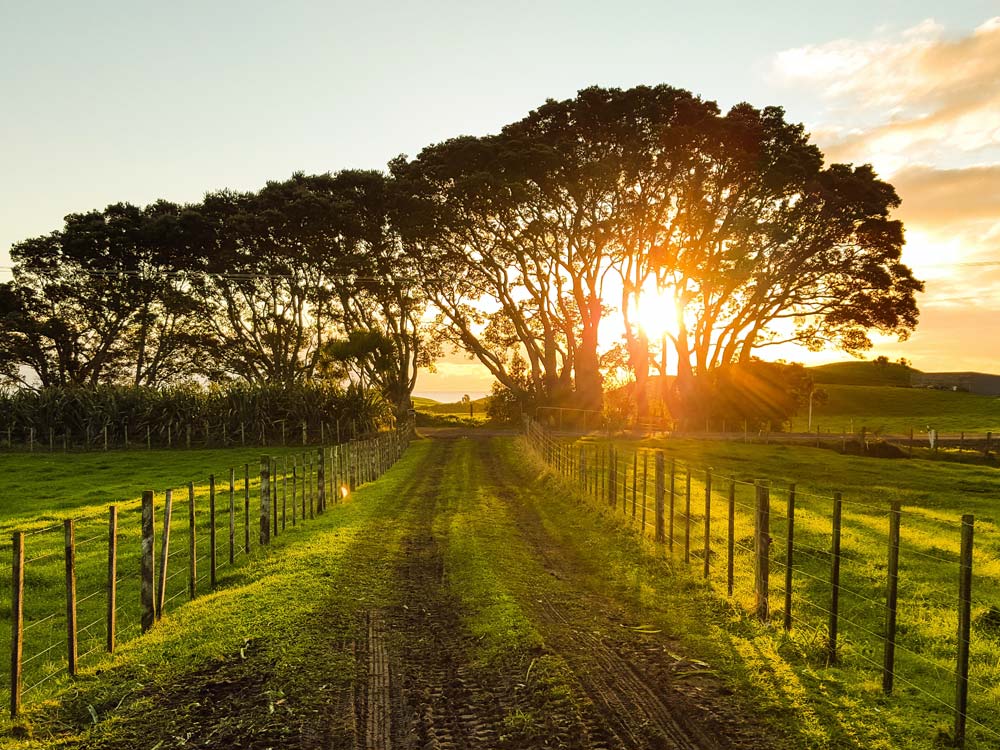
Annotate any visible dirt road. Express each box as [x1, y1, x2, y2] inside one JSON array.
[[35, 435, 776, 750], [346, 435, 772, 750]]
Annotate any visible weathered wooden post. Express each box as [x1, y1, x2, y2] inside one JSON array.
[[727, 478, 736, 597], [11, 531, 25, 717], [188, 483, 197, 599], [684, 470, 692, 564], [654, 452, 665, 543], [703, 470, 712, 578], [271, 458, 279, 536], [954, 514, 974, 746], [282, 456, 288, 530], [243, 464, 250, 553], [783, 484, 796, 631], [632, 452, 638, 518], [608, 447, 616, 507], [260, 457, 270, 546], [64, 519, 78, 675], [828, 491, 843, 663], [141, 491, 155, 632], [228, 469, 235, 565], [156, 490, 173, 620], [317, 447, 326, 514], [883, 501, 901, 694], [754, 481, 771, 623], [292, 458, 298, 525], [209, 475, 217, 589], [107, 505, 117, 652]]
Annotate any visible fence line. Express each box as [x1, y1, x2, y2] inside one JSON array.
[[524, 418, 999, 749], [3, 423, 413, 718]]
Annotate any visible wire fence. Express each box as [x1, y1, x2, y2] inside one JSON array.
[[2, 423, 413, 717], [525, 418, 1000, 749]]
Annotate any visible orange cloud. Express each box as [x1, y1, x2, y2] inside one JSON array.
[[773, 17, 1000, 172], [771, 18, 1000, 372]]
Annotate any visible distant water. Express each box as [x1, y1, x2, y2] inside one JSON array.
[[412, 391, 488, 404]]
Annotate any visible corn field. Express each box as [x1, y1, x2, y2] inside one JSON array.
[[0, 383, 392, 450]]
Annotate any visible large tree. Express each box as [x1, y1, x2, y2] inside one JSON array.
[[0, 202, 196, 388], [650, 104, 922, 396]]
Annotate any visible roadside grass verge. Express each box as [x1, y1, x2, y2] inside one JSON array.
[[0, 444, 353, 719], [552, 433, 1000, 748], [0, 440, 432, 749]]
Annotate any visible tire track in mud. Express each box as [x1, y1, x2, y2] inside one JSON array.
[[474, 438, 740, 750], [378, 437, 507, 750]]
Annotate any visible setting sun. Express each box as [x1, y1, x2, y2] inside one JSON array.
[[635, 287, 680, 341]]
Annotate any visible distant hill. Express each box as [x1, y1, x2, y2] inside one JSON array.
[[809, 361, 917, 387], [413, 395, 491, 415]]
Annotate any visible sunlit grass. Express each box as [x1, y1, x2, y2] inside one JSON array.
[[541, 433, 1000, 748]]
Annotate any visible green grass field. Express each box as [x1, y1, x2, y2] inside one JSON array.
[[0, 443, 375, 721], [809, 360, 916, 387], [2, 431, 999, 748], [791, 384, 1000, 434], [542, 429, 1000, 748], [412, 395, 490, 416]]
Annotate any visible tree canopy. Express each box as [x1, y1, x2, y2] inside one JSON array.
[[1, 83, 922, 423]]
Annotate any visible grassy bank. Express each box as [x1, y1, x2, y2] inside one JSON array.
[[546, 431, 1000, 748], [790, 384, 1000, 434], [0, 440, 431, 748]]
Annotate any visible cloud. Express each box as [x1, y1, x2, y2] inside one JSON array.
[[892, 164, 1000, 225], [772, 17, 1000, 172]]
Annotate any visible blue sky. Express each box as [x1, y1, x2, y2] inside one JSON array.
[[2, 1, 998, 395]]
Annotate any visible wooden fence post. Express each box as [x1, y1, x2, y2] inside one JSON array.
[[632, 452, 638, 518], [11, 531, 24, 717], [654, 452, 665, 543], [954, 514, 974, 746], [292, 458, 298, 524], [608, 447, 617, 507], [188, 483, 197, 599], [727, 478, 735, 597], [156, 490, 173, 620], [107, 505, 117, 652], [317, 447, 326, 514], [300, 458, 307, 519], [282, 456, 288, 530], [308, 453, 315, 519], [64, 519, 78, 676], [141, 491, 155, 632], [622, 453, 628, 514], [209, 475, 217, 589], [260, 457, 270, 546], [271, 458, 279, 536], [642, 453, 649, 532], [883, 500, 901, 694], [243, 464, 250, 553], [684, 470, 692, 565], [703, 470, 712, 578], [828, 491, 843, 664], [781, 484, 796, 631], [754, 481, 770, 623], [668, 459, 676, 550], [228, 468, 235, 565]]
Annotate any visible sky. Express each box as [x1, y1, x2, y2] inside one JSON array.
[[2, 1, 998, 398]]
